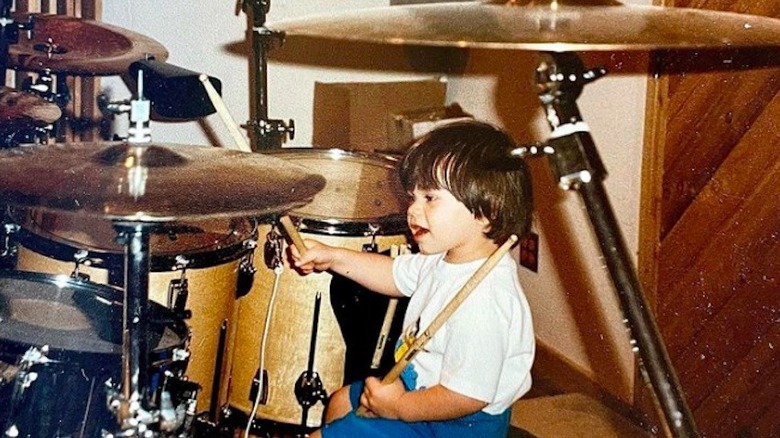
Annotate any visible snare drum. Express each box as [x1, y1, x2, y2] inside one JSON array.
[[0, 271, 189, 438], [11, 210, 256, 413], [227, 149, 409, 429]]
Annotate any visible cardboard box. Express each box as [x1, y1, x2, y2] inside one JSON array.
[[312, 79, 447, 153], [388, 103, 472, 150]]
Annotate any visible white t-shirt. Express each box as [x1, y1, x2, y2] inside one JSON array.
[[392, 252, 535, 415]]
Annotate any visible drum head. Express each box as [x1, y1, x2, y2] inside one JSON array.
[[0, 271, 186, 360], [263, 149, 408, 236], [10, 208, 255, 269]]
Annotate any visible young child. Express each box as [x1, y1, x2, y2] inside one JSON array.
[[291, 120, 535, 438]]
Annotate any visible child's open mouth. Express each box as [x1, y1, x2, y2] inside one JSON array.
[[410, 225, 429, 240]]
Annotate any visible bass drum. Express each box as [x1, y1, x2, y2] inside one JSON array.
[[227, 149, 410, 430], [12, 209, 256, 414], [0, 271, 189, 438]]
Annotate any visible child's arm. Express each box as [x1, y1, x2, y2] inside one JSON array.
[[290, 239, 405, 298], [360, 378, 487, 421]]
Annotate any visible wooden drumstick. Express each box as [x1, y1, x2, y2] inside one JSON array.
[[199, 74, 252, 153], [279, 215, 308, 256], [356, 234, 519, 417]]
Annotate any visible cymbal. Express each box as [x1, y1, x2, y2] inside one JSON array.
[[8, 13, 168, 75], [269, 0, 780, 51], [0, 142, 326, 222], [0, 87, 61, 124]]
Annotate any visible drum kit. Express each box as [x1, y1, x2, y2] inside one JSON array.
[[0, 0, 777, 438]]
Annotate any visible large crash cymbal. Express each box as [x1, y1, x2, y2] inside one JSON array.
[[0, 142, 326, 222], [269, 0, 780, 51], [0, 87, 61, 124], [9, 13, 168, 75]]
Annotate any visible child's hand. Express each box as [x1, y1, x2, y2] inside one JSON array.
[[289, 239, 336, 274], [360, 377, 406, 420]]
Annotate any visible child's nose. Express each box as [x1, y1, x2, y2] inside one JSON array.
[[407, 198, 422, 217]]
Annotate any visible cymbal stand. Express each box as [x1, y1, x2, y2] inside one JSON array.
[[105, 72, 173, 437], [0, 0, 33, 86], [517, 52, 698, 438], [241, 0, 294, 150]]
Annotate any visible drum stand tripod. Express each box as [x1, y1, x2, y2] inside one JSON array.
[[517, 52, 697, 437]]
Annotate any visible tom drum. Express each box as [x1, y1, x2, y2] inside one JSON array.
[[0, 271, 189, 438], [227, 149, 410, 430], [11, 210, 256, 413]]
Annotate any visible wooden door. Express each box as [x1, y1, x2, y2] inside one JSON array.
[[641, 1, 780, 436]]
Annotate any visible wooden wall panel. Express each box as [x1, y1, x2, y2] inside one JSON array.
[[642, 1, 780, 436]]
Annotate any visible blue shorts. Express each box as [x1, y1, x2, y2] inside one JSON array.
[[320, 382, 510, 438]]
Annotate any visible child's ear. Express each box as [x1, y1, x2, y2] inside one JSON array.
[[478, 215, 492, 232]]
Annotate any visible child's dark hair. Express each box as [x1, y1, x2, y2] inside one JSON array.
[[399, 120, 533, 244]]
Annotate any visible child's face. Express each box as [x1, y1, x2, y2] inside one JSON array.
[[406, 187, 495, 263]]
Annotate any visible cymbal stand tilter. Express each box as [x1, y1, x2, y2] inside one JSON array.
[[241, 0, 294, 151], [516, 52, 698, 438]]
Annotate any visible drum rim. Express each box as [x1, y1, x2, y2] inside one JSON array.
[[11, 214, 257, 270], [262, 148, 409, 236], [260, 147, 402, 168], [292, 213, 408, 236], [0, 270, 188, 359]]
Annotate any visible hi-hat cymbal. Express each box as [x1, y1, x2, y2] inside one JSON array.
[[0, 87, 61, 124], [9, 13, 168, 75], [0, 142, 326, 222], [269, 0, 780, 51]]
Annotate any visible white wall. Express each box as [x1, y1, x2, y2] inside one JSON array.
[[102, 0, 650, 402]]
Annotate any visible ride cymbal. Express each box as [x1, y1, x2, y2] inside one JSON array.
[[0, 87, 61, 124], [9, 13, 168, 75], [0, 142, 326, 222], [269, 0, 780, 51]]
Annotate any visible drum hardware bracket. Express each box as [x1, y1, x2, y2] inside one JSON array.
[[71, 249, 95, 282], [1, 222, 18, 260], [104, 377, 194, 438], [263, 226, 284, 270], [240, 0, 294, 150], [169, 258, 192, 319], [295, 291, 328, 426], [532, 51, 698, 437], [23, 72, 72, 110], [361, 225, 380, 253], [249, 368, 270, 405], [237, 240, 257, 298], [168, 277, 192, 320]]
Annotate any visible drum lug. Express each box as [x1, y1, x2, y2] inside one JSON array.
[[0, 222, 19, 264], [169, 259, 192, 320], [168, 277, 191, 320], [362, 225, 380, 253], [71, 249, 94, 282], [237, 249, 256, 299]]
